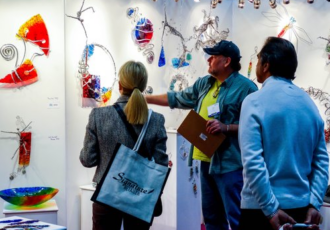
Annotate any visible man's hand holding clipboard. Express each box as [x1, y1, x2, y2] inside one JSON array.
[[177, 110, 226, 158]]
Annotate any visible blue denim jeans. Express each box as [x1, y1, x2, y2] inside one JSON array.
[[200, 162, 243, 230]]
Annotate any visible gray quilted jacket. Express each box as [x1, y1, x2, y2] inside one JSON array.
[[80, 95, 168, 184]]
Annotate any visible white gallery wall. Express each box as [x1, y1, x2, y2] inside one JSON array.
[[0, 0, 66, 226], [65, 0, 233, 229], [0, 0, 329, 229]]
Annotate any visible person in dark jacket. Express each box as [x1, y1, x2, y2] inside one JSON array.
[[80, 60, 168, 230]]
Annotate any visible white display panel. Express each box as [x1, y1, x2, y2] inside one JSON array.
[[0, 0, 66, 226]]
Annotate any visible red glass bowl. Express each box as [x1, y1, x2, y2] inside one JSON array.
[[0, 187, 59, 206]]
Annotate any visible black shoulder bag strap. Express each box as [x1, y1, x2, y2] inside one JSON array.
[[113, 103, 152, 160], [113, 103, 138, 142]]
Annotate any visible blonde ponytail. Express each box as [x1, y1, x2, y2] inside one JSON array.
[[118, 61, 148, 124]]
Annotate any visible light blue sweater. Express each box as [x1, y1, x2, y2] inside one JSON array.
[[239, 76, 329, 217]]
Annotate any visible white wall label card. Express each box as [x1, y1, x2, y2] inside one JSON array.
[[48, 97, 60, 109], [48, 136, 60, 141]]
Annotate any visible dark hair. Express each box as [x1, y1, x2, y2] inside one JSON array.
[[230, 59, 241, 72], [259, 37, 297, 80]]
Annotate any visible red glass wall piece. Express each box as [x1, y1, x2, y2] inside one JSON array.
[[82, 74, 94, 98], [18, 132, 31, 167], [17, 14, 50, 56], [0, 60, 38, 88]]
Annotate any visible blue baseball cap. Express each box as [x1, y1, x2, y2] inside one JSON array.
[[203, 40, 241, 61]]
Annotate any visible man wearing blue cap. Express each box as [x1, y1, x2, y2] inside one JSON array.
[[146, 40, 258, 230]]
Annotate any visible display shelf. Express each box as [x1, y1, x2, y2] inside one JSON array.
[[3, 199, 59, 225]]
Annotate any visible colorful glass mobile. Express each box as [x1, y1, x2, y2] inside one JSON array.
[[159, 3, 191, 69], [78, 43, 117, 107], [262, 3, 312, 51], [127, 7, 155, 64], [66, 0, 117, 108]]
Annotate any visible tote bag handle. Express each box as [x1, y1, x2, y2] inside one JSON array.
[[113, 103, 152, 152], [133, 109, 152, 152]]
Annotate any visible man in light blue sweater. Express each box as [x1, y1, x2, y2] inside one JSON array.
[[238, 37, 329, 230]]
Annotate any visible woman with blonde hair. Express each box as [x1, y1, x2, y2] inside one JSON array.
[[80, 60, 168, 230]]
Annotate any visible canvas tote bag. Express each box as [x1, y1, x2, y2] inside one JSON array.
[[91, 105, 170, 224]]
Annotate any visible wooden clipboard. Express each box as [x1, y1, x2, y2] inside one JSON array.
[[177, 110, 226, 158]]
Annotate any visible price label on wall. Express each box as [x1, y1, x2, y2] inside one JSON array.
[[47, 97, 60, 109]]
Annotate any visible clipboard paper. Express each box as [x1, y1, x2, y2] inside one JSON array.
[[177, 110, 226, 158]]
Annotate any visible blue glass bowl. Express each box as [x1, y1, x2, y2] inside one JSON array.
[[0, 187, 59, 206]]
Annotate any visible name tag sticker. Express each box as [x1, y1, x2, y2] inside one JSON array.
[[207, 103, 220, 117], [199, 133, 207, 141]]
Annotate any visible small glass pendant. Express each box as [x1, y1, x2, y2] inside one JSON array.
[[186, 53, 192, 61], [158, 46, 166, 67]]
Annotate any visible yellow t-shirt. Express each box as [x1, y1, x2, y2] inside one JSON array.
[[193, 79, 221, 162]]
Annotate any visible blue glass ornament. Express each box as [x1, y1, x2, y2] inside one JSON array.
[[82, 44, 95, 59], [158, 46, 166, 67], [94, 75, 101, 99], [172, 58, 189, 69], [127, 8, 135, 17]]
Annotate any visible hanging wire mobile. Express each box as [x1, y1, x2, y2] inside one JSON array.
[[261, 2, 312, 51], [193, 7, 229, 50], [247, 46, 258, 81], [318, 35, 330, 65], [302, 87, 330, 144], [158, 1, 192, 69], [1, 116, 32, 181], [0, 14, 49, 88], [66, 0, 117, 107], [126, 7, 155, 64]]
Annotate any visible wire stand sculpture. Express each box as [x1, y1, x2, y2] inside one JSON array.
[[193, 4, 229, 50], [1, 116, 32, 180], [65, 0, 95, 39]]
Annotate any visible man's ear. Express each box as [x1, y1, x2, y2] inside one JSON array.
[[262, 62, 270, 74], [224, 57, 231, 68]]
